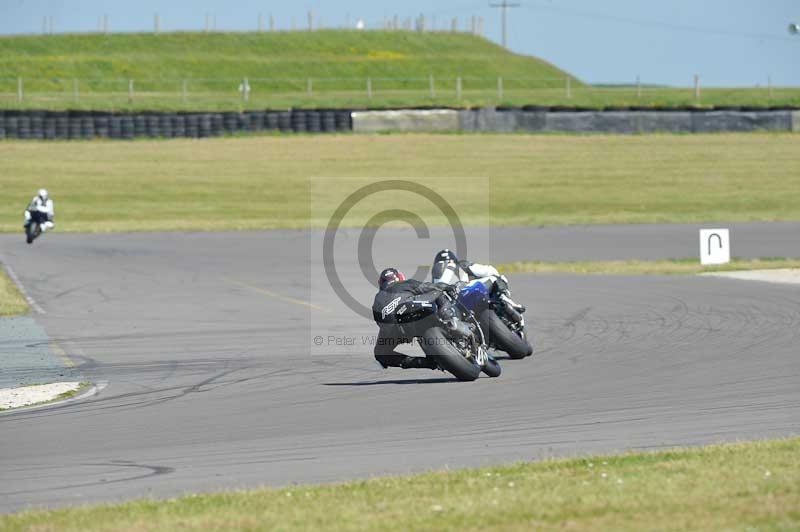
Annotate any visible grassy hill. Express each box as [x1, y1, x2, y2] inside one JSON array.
[[0, 30, 581, 109], [0, 30, 796, 110], [0, 30, 574, 83]]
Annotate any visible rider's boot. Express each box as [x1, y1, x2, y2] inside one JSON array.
[[375, 354, 406, 369]]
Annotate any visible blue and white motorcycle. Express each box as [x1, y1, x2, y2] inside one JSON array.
[[458, 279, 532, 359], [434, 262, 533, 359]]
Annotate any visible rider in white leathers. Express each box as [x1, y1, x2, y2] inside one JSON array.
[[24, 189, 55, 232], [431, 249, 525, 312]]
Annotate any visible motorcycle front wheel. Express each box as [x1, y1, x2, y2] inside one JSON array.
[[25, 223, 38, 244], [419, 327, 481, 381], [479, 308, 532, 359]]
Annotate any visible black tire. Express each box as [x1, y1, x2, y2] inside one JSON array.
[[30, 115, 44, 139], [18, 116, 31, 139], [334, 110, 352, 131], [291, 111, 308, 132], [6, 117, 19, 139], [133, 115, 147, 137], [266, 111, 280, 130], [482, 357, 502, 377], [80, 117, 94, 139], [146, 115, 160, 137], [223, 112, 238, 133], [25, 223, 36, 244], [307, 111, 322, 132], [322, 111, 337, 132], [480, 308, 532, 359], [210, 114, 224, 136], [198, 114, 212, 137], [68, 118, 82, 139], [95, 115, 110, 138], [159, 114, 174, 138], [277, 111, 292, 131], [419, 327, 481, 381]]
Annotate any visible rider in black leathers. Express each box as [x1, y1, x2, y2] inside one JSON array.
[[372, 267, 446, 370]]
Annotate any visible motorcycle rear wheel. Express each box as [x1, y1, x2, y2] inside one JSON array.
[[420, 327, 481, 381], [482, 357, 502, 377]]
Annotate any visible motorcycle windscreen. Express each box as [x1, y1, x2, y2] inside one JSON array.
[[432, 261, 460, 285]]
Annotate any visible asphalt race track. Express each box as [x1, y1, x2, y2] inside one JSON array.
[[1, 224, 799, 512]]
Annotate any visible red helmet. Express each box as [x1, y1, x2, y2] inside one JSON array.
[[378, 267, 406, 289]]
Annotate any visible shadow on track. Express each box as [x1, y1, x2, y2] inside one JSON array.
[[323, 376, 460, 386]]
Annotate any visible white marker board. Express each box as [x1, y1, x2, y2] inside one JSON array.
[[700, 229, 730, 265]]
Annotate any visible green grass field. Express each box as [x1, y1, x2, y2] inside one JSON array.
[[0, 269, 28, 315], [1, 133, 799, 232], [0, 31, 797, 110], [1, 437, 797, 531], [498, 257, 800, 275]]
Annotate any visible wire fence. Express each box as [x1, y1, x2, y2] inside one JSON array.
[[30, 12, 486, 35], [0, 76, 797, 109]]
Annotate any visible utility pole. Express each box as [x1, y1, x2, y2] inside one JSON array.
[[489, 1, 520, 48]]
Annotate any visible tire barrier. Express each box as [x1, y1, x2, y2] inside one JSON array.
[[278, 111, 292, 132], [223, 112, 238, 133], [322, 110, 337, 132], [3, 107, 797, 139], [291, 110, 307, 132], [0, 109, 328, 140], [159, 114, 173, 138], [265, 111, 280, 130], [307, 111, 322, 133]]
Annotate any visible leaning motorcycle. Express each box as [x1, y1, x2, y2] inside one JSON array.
[[457, 278, 533, 360], [392, 288, 501, 381], [24, 210, 48, 245]]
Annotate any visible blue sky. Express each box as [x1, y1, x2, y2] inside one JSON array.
[[1, 0, 797, 86]]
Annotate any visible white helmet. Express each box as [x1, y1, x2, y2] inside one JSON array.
[[38, 189, 48, 202]]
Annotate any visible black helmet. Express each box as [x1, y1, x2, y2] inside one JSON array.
[[431, 249, 461, 284], [433, 249, 458, 264], [378, 267, 406, 290]]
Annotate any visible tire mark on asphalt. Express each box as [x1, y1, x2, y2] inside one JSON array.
[[0, 461, 175, 496]]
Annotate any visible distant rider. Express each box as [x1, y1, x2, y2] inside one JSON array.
[[24, 189, 55, 232], [372, 267, 448, 371], [431, 249, 525, 313]]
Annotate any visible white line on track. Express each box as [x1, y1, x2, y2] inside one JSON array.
[[222, 276, 327, 311], [1, 259, 46, 315]]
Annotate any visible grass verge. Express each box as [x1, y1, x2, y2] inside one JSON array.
[[498, 257, 800, 275], [53, 381, 89, 402], [1, 437, 798, 531], [2, 133, 799, 232], [0, 267, 29, 315]]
